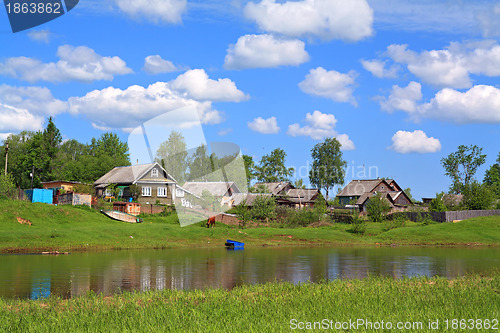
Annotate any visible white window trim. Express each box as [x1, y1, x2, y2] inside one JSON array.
[[142, 186, 152, 197], [151, 168, 158, 178], [157, 187, 167, 197]]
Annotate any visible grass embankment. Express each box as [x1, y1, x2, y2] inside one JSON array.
[[0, 200, 499, 253], [1, 274, 499, 332]]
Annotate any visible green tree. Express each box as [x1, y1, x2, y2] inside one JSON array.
[[43, 117, 62, 178], [484, 152, 500, 198], [243, 155, 256, 186], [461, 181, 494, 210], [155, 131, 188, 183], [429, 193, 446, 212], [187, 145, 213, 181], [309, 137, 347, 201], [251, 195, 276, 222], [441, 145, 486, 194], [403, 187, 414, 202], [366, 193, 391, 222], [255, 148, 294, 183], [1, 132, 33, 189], [294, 178, 306, 189], [0, 173, 17, 199]]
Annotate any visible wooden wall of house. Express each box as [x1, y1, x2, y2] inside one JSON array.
[[137, 184, 174, 205]]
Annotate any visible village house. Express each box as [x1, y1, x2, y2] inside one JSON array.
[[251, 181, 322, 208], [94, 162, 180, 205], [336, 179, 412, 212], [41, 180, 82, 192]]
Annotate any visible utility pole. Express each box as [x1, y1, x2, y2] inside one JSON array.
[[4, 142, 8, 175]]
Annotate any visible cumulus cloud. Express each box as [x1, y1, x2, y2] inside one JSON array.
[[0, 85, 68, 117], [143, 55, 178, 74], [361, 59, 398, 78], [114, 0, 187, 24], [0, 133, 12, 141], [244, 0, 373, 41], [27, 30, 51, 43], [68, 70, 248, 130], [0, 45, 132, 83], [379, 84, 500, 124], [0, 103, 44, 133], [419, 85, 500, 124], [168, 69, 249, 102], [385, 41, 500, 89], [248, 116, 280, 134], [287, 110, 355, 150], [224, 34, 309, 69], [299, 67, 357, 105], [389, 130, 441, 154], [379, 81, 422, 113]]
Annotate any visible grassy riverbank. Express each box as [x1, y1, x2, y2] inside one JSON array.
[[0, 200, 499, 253], [1, 273, 499, 332]]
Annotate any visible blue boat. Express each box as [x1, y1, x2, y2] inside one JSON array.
[[225, 239, 244, 249]]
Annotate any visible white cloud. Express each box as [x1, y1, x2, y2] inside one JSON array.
[[0, 85, 68, 117], [168, 69, 248, 102], [286, 110, 355, 150], [379, 84, 500, 124], [379, 81, 422, 113], [419, 85, 500, 124], [68, 70, 248, 130], [299, 67, 357, 105], [27, 30, 51, 43], [143, 55, 178, 74], [389, 130, 441, 154], [244, 0, 373, 41], [386, 41, 500, 89], [217, 128, 233, 136], [68, 82, 222, 130], [224, 34, 309, 70], [361, 59, 398, 78], [248, 116, 280, 134], [0, 45, 132, 83], [0, 103, 44, 133], [0, 133, 12, 141], [114, 0, 187, 24], [477, 4, 500, 37]]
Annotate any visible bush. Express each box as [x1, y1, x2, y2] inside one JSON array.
[[461, 182, 494, 210], [366, 193, 391, 222], [251, 195, 276, 221], [429, 193, 446, 212], [384, 213, 406, 231], [348, 214, 366, 234], [0, 173, 17, 199]]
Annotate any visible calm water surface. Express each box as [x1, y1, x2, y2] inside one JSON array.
[[1, 246, 499, 299]]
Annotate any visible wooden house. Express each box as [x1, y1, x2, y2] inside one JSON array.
[[94, 162, 178, 205], [336, 179, 412, 212], [251, 181, 294, 195], [42, 180, 82, 192]]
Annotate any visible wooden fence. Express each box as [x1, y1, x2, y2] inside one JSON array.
[[388, 210, 500, 223]]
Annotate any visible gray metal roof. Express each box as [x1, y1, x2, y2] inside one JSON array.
[[182, 181, 241, 197], [337, 179, 384, 197]]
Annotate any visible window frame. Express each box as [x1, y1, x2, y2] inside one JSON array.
[[142, 186, 152, 197]]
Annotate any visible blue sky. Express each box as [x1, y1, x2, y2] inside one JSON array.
[[1, 0, 500, 200]]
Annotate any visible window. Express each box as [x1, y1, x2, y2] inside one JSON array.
[[176, 187, 185, 197], [157, 187, 167, 197], [142, 186, 152, 197], [151, 168, 158, 178], [104, 189, 113, 197]]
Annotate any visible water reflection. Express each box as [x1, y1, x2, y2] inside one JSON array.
[[0, 247, 499, 299]]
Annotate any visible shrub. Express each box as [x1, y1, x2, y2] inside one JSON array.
[[366, 193, 391, 222], [0, 173, 17, 199], [384, 213, 406, 231], [429, 193, 446, 212], [348, 214, 366, 234], [461, 181, 494, 210], [251, 195, 276, 221]]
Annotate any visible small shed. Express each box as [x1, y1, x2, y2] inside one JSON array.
[[58, 192, 92, 207], [113, 202, 141, 216], [25, 189, 53, 204]]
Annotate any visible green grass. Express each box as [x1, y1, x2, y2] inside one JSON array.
[[1, 273, 499, 332], [0, 199, 499, 253]]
